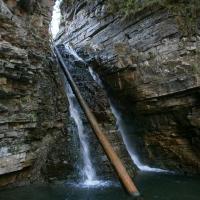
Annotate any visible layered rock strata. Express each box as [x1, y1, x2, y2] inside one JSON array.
[[57, 44, 136, 179], [0, 0, 74, 187], [0, 0, 138, 188], [56, 0, 200, 174]]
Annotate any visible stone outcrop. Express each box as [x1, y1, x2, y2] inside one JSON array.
[[56, 0, 200, 175], [0, 0, 74, 187]]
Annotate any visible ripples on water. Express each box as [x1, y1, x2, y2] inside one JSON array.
[[1, 172, 200, 200]]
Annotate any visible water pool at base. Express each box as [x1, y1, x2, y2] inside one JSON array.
[[1, 172, 200, 200]]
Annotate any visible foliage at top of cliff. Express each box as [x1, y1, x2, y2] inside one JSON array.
[[62, 0, 200, 18], [62, 0, 200, 13], [62, 0, 200, 35], [109, 0, 200, 36], [105, 0, 200, 15]]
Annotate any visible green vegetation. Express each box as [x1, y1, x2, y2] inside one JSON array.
[[106, 0, 159, 15], [105, 0, 199, 15], [62, 0, 200, 16], [62, 0, 200, 35], [105, 0, 200, 35], [165, 0, 200, 36]]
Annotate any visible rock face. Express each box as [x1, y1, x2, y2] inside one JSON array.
[[0, 0, 137, 188], [56, 0, 200, 174], [57, 44, 136, 179], [0, 0, 74, 187]]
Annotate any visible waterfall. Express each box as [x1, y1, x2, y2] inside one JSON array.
[[62, 57, 111, 187], [110, 104, 167, 173], [62, 43, 167, 187], [64, 44, 85, 62], [88, 67, 167, 173], [65, 82, 99, 185], [88, 67, 103, 87]]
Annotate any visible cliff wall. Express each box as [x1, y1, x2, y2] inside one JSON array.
[[0, 0, 74, 187], [57, 0, 200, 174]]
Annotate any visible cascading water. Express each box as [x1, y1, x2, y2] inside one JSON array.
[[50, 0, 103, 186], [62, 44, 112, 187], [64, 39, 168, 174], [88, 67, 167, 173], [88, 67, 103, 87], [6, 1, 197, 199], [64, 83, 98, 185], [110, 104, 168, 173], [64, 44, 85, 62]]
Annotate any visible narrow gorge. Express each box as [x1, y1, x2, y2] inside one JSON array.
[[0, 0, 200, 199]]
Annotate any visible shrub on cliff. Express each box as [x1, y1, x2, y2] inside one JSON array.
[[62, 0, 200, 35], [106, 0, 200, 35], [106, 0, 200, 15]]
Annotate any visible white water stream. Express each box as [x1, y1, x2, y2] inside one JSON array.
[[64, 44, 85, 62], [65, 83, 100, 186], [110, 104, 167, 173], [50, 0, 63, 39], [51, 0, 109, 187], [64, 43, 167, 173], [63, 45, 111, 187], [88, 67, 167, 173]]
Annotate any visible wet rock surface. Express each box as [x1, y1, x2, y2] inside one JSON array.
[[56, 0, 200, 174], [57, 44, 136, 179]]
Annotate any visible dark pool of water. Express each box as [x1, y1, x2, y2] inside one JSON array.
[[0, 172, 200, 200]]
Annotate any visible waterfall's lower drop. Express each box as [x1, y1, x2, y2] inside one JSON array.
[[110, 104, 168, 173], [64, 76, 112, 187], [88, 67, 168, 173], [65, 82, 96, 185]]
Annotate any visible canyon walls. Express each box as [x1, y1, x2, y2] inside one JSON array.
[[0, 0, 74, 187], [56, 0, 200, 175], [1, 0, 200, 189], [0, 0, 137, 188]]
